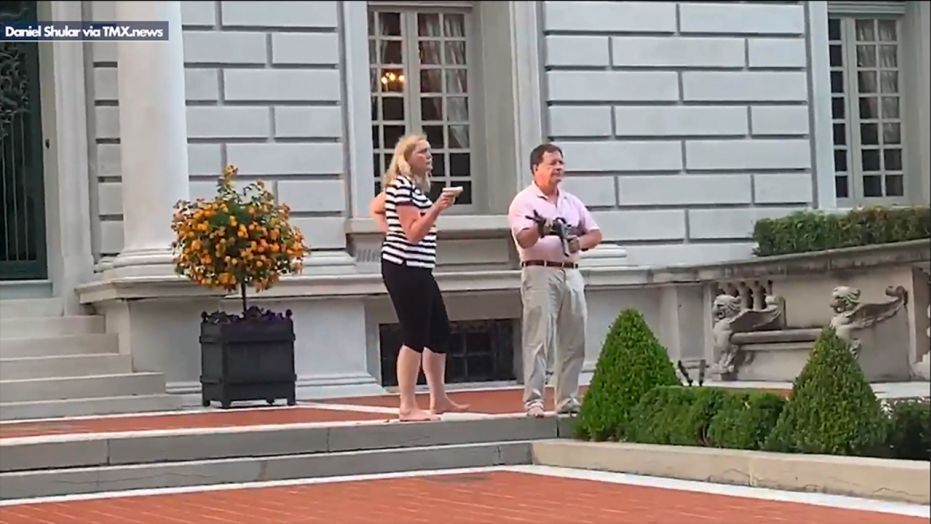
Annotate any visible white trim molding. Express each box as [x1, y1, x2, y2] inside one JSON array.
[[509, 0, 545, 190], [343, 0, 375, 220], [807, 1, 838, 210]]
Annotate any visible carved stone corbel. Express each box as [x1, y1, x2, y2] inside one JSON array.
[[711, 294, 785, 379], [829, 285, 908, 358]]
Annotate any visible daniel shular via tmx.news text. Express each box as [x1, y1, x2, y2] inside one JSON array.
[[1, 21, 168, 42]]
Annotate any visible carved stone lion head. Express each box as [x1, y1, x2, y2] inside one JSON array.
[[713, 294, 743, 321], [831, 286, 861, 314]]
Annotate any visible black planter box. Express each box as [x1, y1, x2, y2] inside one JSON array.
[[199, 307, 297, 408]]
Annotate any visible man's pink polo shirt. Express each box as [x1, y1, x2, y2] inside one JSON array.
[[507, 183, 600, 264]]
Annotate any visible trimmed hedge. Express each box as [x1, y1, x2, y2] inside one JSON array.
[[752, 206, 930, 257], [625, 386, 785, 450], [707, 391, 787, 451], [884, 399, 931, 461], [575, 309, 680, 442], [764, 327, 888, 456]]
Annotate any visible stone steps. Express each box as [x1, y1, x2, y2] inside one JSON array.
[[0, 353, 134, 380], [0, 316, 107, 340], [0, 416, 572, 500], [0, 394, 183, 422], [0, 298, 64, 320], [0, 333, 119, 358], [0, 372, 169, 404]]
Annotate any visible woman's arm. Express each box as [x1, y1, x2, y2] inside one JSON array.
[[369, 191, 388, 234]]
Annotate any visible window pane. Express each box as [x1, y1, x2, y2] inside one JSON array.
[[856, 45, 876, 67], [379, 12, 401, 36], [863, 175, 882, 197], [832, 97, 845, 119], [373, 154, 382, 178], [830, 44, 843, 67], [418, 13, 440, 36], [833, 123, 846, 145], [858, 71, 877, 93], [432, 155, 445, 175], [446, 69, 467, 94], [879, 45, 897, 67], [421, 97, 443, 121], [856, 19, 875, 41], [379, 68, 405, 93], [880, 71, 898, 93], [828, 18, 841, 40], [383, 125, 404, 149], [859, 97, 878, 119], [862, 149, 880, 171], [383, 97, 405, 121], [831, 71, 844, 93], [878, 20, 897, 41], [455, 181, 472, 205], [450, 153, 470, 176], [886, 175, 903, 196], [883, 123, 901, 145], [371, 97, 377, 120], [449, 125, 469, 148], [882, 97, 899, 118], [445, 41, 467, 65], [835, 176, 849, 198], [884, 149, 902, 170], [381, 41, 402, 64], [419, 41, 441, 65], [424, 125, 444, 149], [447, 97, 469, 121], [371, 125, 380, 148], [420, 69, 442, 93], [834, 149, 848, 172], [443, 13, 465, 37], [860, 123, 878, 145]]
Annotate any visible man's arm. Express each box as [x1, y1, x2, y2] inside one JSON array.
[[508, 197, 544, 249], [569, 203, 602, 253]]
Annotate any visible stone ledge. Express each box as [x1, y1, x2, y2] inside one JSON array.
[[75, 239, 928, 303], [531, 439, 931, 505]]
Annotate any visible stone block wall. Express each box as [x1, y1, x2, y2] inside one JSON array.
[[542, 1, 816, 266], [85, 1, 348, 260]]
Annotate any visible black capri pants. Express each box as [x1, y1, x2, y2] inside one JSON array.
[[381, 259, 451, 354]]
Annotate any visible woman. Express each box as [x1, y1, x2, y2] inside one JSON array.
[[370, 133, 469, 421]]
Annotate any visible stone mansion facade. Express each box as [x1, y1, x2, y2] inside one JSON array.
[[0, 1, 928, 417]]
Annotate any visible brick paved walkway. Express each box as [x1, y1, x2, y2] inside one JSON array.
[[0, 407, 389, 439], [0, 470, 922, 524]]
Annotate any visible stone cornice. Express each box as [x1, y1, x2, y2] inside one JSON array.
[[76, 239, 930, 304]]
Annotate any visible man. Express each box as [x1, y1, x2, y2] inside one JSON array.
[[507, 143, 603, 418]]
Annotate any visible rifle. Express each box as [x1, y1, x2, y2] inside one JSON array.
[[526, 210, 572, 258]]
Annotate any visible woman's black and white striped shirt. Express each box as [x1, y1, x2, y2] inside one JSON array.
[[382, 175, 437, 269]]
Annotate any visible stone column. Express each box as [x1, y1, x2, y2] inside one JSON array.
[[110, 1, 189, 277]]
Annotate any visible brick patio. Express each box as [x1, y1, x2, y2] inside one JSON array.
[[0, 470, 922, 524]]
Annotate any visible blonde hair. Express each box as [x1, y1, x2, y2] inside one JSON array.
[[382, 133, 431, 193]]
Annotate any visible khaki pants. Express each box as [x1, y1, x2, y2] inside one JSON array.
[[519, 265, 587, 411]]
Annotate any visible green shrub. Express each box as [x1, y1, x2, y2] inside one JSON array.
[[575, 309, 680, 441], [885, 399, 931, 461], [752, 206, 930, 257], [707, 392, 786, 450], [626, 386, 727, 446], [764, 327, 887, 456]]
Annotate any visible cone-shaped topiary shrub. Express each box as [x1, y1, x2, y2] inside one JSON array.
[[764, 327, 887, 456], [575, 308, 680, 441]]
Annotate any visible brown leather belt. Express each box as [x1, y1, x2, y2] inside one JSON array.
[[521, 260, 578, 269]]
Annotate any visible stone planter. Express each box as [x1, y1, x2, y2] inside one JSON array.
[[199, 307, 296, 408]]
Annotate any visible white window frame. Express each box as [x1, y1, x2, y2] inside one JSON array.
[[828, 12, 909, 206], [366, 1, 483, 215]]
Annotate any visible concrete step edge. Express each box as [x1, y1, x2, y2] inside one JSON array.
[[0, 372, 165, 385], [0, 440, 534, 501], [0, 394, 183, 423], [0, 416, 573, 472]]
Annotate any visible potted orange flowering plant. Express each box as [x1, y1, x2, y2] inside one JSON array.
[[171, 164, 309, 408]]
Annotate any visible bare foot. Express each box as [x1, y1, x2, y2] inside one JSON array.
[[431, 398, 471, 415], [398, 408, 439, 422]]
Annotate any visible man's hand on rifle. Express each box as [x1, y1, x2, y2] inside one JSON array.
[[526, 210, 554, 237], [567, 236, 581, 254]]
